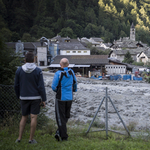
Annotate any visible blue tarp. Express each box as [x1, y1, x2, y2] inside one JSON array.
[[110, 75, 122, 80], [123, 75, 131, 80], [133, 76, 143, 80]]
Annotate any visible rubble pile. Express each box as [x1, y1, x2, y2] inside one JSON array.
[[44, 74, 150, 130]]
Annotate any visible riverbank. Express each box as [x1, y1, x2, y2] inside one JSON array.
[[43, 72, 150, 131]]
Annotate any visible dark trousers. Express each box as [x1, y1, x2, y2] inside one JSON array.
[[55, 99, 72, 139]]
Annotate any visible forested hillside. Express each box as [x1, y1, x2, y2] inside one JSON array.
[[1, 0, 150, 45]]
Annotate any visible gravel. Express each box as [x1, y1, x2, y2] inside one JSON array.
[[43, 72, 150, 131]]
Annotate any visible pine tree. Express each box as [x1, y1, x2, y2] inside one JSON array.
[[123, 51, 134, 64], [0, 34, 22, 84]]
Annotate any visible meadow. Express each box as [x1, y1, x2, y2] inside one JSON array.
[[1, 117, 150, 150]]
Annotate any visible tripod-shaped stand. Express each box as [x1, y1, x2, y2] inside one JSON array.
[[86, 87, 130, 138]]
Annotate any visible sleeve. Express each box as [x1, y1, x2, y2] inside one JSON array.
[[14, 68, 20, 99], [51, 72, 60, 92], [72, 70, 77, 92], [38, 71, 47, 102]]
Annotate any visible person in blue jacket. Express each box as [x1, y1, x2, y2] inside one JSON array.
[[14, 52, 46, 144], [52, 58, 77, 141]]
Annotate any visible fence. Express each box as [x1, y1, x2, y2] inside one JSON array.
[[0, 84, 48, 128]]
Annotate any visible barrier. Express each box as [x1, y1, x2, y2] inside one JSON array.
[[110, 75, 122, 80], [133, 76, 143, 81], [123, 74, 131, 80]]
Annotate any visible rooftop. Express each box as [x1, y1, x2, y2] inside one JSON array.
[[51, 55, 109, 65]]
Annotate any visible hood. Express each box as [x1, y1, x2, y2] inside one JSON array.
[[22, 63, 36, 73]]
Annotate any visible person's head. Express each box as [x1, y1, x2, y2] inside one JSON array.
[[25, 52, 34, 63], [60, 58, 69, 68]]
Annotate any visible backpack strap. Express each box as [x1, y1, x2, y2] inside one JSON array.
[[57, 69, 74, 87]]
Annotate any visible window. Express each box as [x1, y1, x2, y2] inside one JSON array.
[[78, 51, 81, 53], [66, 51, 70, 53], [73, 51, 76, 53], [84, 51, 87, 53]]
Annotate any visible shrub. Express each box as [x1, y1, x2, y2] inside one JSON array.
[[132, 61, 144, 66]]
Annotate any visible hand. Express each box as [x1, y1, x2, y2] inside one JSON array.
[[40, 101, 46, 108]]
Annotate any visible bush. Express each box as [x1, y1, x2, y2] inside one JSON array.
[[132, 62, 144, 66]]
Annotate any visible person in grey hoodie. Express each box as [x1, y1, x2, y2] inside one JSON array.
[[14, 52, 46, 144]]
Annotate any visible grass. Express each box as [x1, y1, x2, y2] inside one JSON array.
[[1, 119, 150, 150]]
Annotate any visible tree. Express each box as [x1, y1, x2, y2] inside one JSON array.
[[104, 30, 113, 42], [120, 9, 124, 18], [91, 47, 99, 55], [13, 7, 32, 36], [65, 20, 83, 37], [1, 28, 12, 42], [75, 0, 85, 27], [65, 3, 72, 20], [98, 0, 105, 8], [122, 51, 134, 64], [84, 23, 99, 38], [21, 33, 32, 42], [37, 27, 55, 39], [11, 32, 20, 42], [54, 0, 62, 18], [0, 34, 22, 85], [0, 0, 7, 19], [58, 27, 75, 38], [85, 8, 97, 25], [120, 30, 127, 38]]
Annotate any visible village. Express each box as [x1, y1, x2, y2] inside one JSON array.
[[6, 23, 150, 81]]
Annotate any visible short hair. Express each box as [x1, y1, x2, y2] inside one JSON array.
[[25, 52, 34, 63]]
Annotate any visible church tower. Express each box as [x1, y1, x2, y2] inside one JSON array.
[[130, 22, 135, 41]]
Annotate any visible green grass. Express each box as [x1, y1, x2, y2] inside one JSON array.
[[1, 120, 150, 150]]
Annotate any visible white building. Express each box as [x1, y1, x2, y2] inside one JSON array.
[[37, 46, 47, 66], [105, 65, 126, 74], [50, 35, 90, 56]]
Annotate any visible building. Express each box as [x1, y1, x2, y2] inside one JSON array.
[[80, 37, 111, 50], [130, 22, 135, 41], [137, 49, 150, 65], [110, 23, 141, 50], [49, 35, 90, 58], [109, 47, 148, 62], [6, 40, 51, 66], [49, 55, 109, 76], [109, 22, 150, 62]]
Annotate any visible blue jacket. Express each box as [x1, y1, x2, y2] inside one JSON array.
[[51, 67, 77, 101], [14, 63, 46, 101]]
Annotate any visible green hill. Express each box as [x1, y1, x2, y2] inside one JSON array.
[[1, 0, 150, 45]]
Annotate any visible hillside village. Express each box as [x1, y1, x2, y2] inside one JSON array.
[[6, 23, 150, 79]]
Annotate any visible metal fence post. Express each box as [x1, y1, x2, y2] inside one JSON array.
[[86, 87, 130, 137], [105, 87, 108, 139]]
